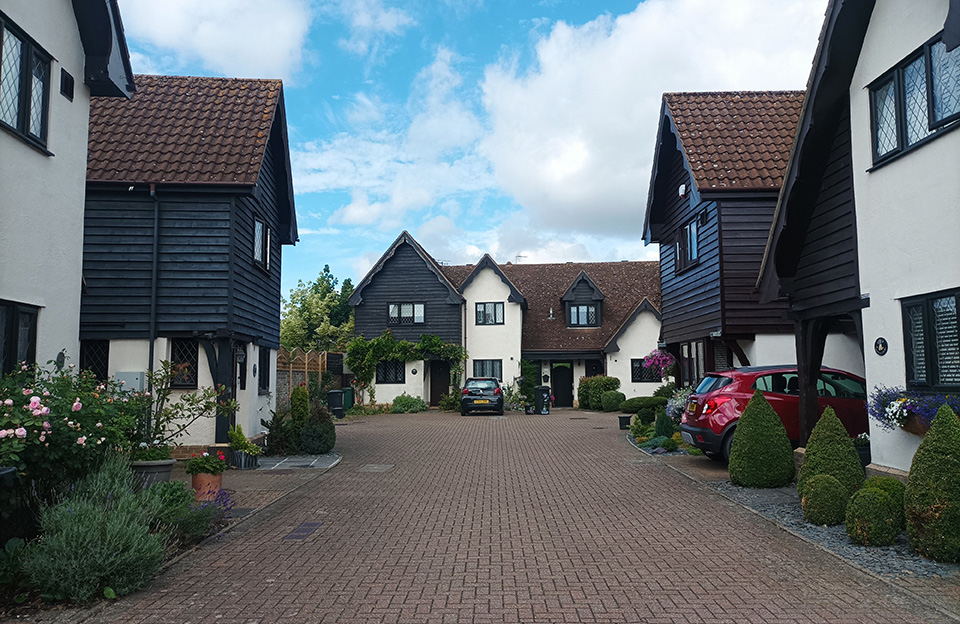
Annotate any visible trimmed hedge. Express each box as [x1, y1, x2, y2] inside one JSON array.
[[619, 396, 669, 414], [802, 474, 848, 526], [797, 407, 864, 500], [846, 488, 900, 546], [862, 476, 906, 531], [652, 382, 676, 398], [601, 390, 626, 412], [578, 376, 620, 410], [728, 390, 795, 488], [905, 404, 960, 562]]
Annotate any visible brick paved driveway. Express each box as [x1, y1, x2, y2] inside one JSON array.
[[74, 410, 955, 624]]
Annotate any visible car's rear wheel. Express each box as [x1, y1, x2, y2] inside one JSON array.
[[722, 429, 735, 462], [705, 451, 724, 461], [460, 408, 467, 416], [497, 405, 504, 415]]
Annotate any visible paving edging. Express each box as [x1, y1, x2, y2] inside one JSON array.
[[635, 438, 960, 623]]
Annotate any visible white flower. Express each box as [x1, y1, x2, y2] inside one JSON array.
[[139, 442, 148, 448]]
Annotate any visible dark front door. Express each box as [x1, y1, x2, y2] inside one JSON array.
[[551, 362, 574, 407], [585, 359, 604, 377], [429, 360, 450, 406]]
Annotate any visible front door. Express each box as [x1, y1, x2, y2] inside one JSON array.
[[551, 361, 574, 407], [429, 360, 450, 406]]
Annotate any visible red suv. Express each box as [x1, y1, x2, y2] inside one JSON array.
[[680, 366, 868, 460]]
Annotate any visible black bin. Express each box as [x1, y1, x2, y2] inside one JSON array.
[[534, 385, 551, 415], [327, 389, 345, 419]]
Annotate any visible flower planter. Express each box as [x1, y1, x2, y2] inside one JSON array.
[[232, 450, 259, 471], [900, 413, 931, 437], [855, 445, 871, 468], [0, 466, 16, 489], [129, 459, 176, 490], [191, 472, 223, 502], [618, 414, 632, 430]]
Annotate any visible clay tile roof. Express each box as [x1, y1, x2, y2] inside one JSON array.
[[444, 261, 661, 353], [87, 74, 283, 185], [664, 91, 804, 190]]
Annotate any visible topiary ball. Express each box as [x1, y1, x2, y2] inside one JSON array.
[[728, 390, 795, 488], [846, 487, 900, 546], [798, 407, 864, 499], [601, 390, 627, 412], [660, 438, 679, 452], [802, 474, 848, 526], [862, 476, 906, 531], [905, 404, 960, 562]]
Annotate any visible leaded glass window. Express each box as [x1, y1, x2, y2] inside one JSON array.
[[933, 296, 960, 386], [905, 304, 927, 384], [476, 302, 504, 325], [903, 291, 960, 391], [376, 360, 404, 383], [0, 19, 50, 146], [872, 78, 898, 158], [388, 303, 424, 324], [80, 340, 110, 381], [0, 27, 22, 128], [170, 339, 199, 388], [568, 304, 599, 327], [932, 40, 960, 125], [0, 300, 38, 376], [473, 359, 502, 380], [28, 52, 45, 138], [903, 57, 932, 146]]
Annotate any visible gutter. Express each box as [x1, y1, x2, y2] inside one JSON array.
[[147, 184, 159, 387]]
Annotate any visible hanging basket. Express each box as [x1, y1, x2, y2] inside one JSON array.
[[900, 412, 931, 437]]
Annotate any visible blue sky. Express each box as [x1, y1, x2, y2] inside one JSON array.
[[117, 0, 828, 297]]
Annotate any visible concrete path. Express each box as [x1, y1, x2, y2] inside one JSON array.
[[45, 410, 960, 623]]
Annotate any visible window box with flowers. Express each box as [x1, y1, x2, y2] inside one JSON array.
[[868, 386, 960, 436], [184, 450, 228, 501]]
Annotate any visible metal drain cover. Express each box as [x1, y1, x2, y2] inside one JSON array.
[[570, 417, 588, 420], [284, 521, 323, 540], [489, 416, 507, 420], [359, 464, 395, 472], [592, 426, 605, 430]]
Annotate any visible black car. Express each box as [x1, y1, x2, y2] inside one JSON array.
[[460, 377, 504, 415]]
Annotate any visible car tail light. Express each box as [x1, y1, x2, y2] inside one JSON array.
[[703, 396, 731, 416], [462, 388, 469, 395], [494, 387, 501, 395]]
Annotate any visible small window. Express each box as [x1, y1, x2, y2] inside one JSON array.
[[473, 359, 502, 380], [170, 339, 199, 389], [630, 359, 661, 383], [902, 290, 960, 391], [79, 340, 110, 381], [258, 345, 270, 394], [0, 299, 38, 375], [388, 303, 424, 325], [475, 302, 504, 325], [869, 33, 960, 164], [568, 303, 599, 327], [376, 360, 405, 384], [253, 218, 271, 270], [675, 218, 699, 272], [0, 18, 51, 148]]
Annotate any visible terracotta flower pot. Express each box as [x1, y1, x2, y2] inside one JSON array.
[[191, 472, 223, 502]]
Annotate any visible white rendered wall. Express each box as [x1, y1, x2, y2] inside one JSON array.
[[371, 360, 427, 405], [736, 333, 864, 376], [0, 0, 91, 367], [462, 268, 523, 386], [606, 310, 662, 398], [234, 345, 275, 438], [849, 0, 957, 472]]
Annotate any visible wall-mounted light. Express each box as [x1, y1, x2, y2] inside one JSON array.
[[678, 183, 686, 198], [548, 307, 555, 320], [236, 349, 246, 364], [542, 374, 550, 383]]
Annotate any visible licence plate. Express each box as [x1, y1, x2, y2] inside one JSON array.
[[474, 399, 489, 404], [687, 400, 697, 412]]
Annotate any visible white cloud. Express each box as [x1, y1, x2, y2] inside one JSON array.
[[325, 0, 415, 62], [346, 93, 386, 125], [480, 0, 827, 236], [118, 0, 313, 81]]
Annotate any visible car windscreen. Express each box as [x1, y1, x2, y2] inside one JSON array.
[[466, 380, 496, 390], [694, 375, 732, 394]]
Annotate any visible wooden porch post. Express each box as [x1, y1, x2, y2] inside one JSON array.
[[795, 318, 831, 446]]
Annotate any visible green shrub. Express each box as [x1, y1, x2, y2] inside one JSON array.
[[300, 404, 336, 454], [905, 404, 960, 562], [654, 407, 674, 438], [578, 376, 620, 410], [660, 438, 679, 452], [21, 459, 163, 602], [290, 385, 310, 432], [639, 435, 668, 449], [797, 407, 864, 500], [629, 418, 655, 439], [652, 382, 676, 398], [862, 476, 906, 530], [846, 488, 900, 546], [728, 390, 795, 488], [577, 377, 592, 409], [391, 393, 430, 413], [0, 537, 26, 590], [802, 474, 848, 526], [687, 447, 704, 456], [619, 396, 669, 413], [635, 408, 656, 426], [138, 481, 219, 544], [261, 409, 297, 456], [438, 393, 460, 411], [601, 391, 626, 412]]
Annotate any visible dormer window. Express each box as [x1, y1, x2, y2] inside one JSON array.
[[568, 304, 599, 327]]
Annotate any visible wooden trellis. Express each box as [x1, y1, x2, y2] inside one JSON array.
[[275, 348, 344, 409]]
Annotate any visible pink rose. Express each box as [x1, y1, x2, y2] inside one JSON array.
[[41, 407, 49, 415], [3, 399, 12, 406], [42, 390, 50, 396], [29, 396, 41, 409], [39, 435, 45, 442], [72, 400, 82, 412], [22, 388, 32, 396], [15, 427, 27, 439], [43, 422, 51, 430], [77, 436, 87, 445], [32, 409, 42, 416], [0, 430, 6, 439]]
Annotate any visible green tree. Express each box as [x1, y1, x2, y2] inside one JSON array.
[[280, 265, 355, 351]]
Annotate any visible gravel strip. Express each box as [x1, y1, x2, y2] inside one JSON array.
[[711, 481, 960, 580]]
